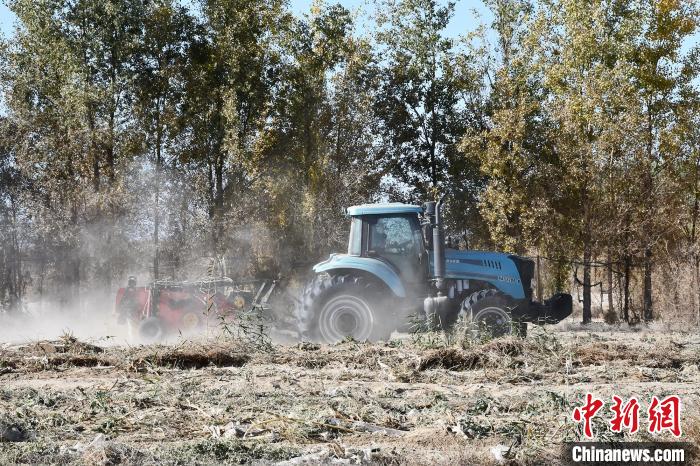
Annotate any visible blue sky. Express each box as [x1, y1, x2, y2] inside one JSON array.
[[285, 0, 492, 38], [0, 1, 11, 37], [0, 0, 491, 39]]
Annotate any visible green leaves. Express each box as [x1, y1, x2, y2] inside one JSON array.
[[374, 0, 482, 207]]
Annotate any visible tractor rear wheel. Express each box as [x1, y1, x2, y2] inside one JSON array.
[[299, 274, 391, 343], [461, 289, 526, 340]]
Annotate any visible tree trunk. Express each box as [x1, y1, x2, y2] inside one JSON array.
[[103, 104, 116, 292], [695, 256, 700, 326], [691, 158, 700, 323], [623, 255, 631, 323], [11, 196, 22, 313], [536, 254, 543, 300], [207, 160, 215, 219], [607, 250, 614, 316], [3, 193, 23, 313], [643, 247, 653, 322], [214, 152, 224, 254], [210, 97, 226, 254], [429, 139, 437, 189], [70, 202, 81, 311], [108, 46, 117, 185], [89, 107, 100, 193], [108, 107, 116, 184], [153, 111, 162, 281], [582, 242, 592, 324], [643, 98, 654, 323]]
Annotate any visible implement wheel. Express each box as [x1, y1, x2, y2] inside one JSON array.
[[138, 317, 164, 343]]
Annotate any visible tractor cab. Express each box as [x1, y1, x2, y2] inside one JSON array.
[[346, 203, 428, 289]]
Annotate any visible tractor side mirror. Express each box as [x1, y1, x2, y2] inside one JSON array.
[[422, 224, 433, 249]]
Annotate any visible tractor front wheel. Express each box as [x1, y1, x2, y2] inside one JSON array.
[[300, 274, 391, 343], [461, 289, 526, 340]]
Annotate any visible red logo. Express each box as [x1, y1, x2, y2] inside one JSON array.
[[648, 395, 682, 437], [573, 393, 604, 438], [573, 394, 682, 438], [610, 395, 640, 434]]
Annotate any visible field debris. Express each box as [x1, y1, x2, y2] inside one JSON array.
[[0, 328, 699, 464], [131, 346, 250, 371], [417, 338, 525, 371], [0, 420, 29, 443]]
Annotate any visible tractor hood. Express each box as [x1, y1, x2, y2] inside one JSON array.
[[436, 249, 532, 300]]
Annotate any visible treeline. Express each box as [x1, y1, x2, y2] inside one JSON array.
[[0, 0, 698, 324]]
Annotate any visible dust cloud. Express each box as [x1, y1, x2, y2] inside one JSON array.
[[0, 291, 129, 345]]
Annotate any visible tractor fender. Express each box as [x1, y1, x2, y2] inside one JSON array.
[[312, 254, 407, 298]]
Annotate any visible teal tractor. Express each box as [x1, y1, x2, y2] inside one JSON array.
[[299, 198, 572, 342]]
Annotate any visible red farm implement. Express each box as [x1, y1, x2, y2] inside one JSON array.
[[114, 276, 278, 341]]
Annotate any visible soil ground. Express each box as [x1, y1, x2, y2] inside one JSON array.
[[1, 324, 699, 465]]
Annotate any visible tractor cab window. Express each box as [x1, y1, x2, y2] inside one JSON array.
[[368, 216, 417, 256], [348, 217, 362, 255]]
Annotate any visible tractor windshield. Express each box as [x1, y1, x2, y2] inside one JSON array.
[[366, 214, 425, 285]]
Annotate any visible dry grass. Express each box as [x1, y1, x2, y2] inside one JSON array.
[[131, 346, 250, 371], [0, 327, 699, 464], [417, 338, 525, 371]]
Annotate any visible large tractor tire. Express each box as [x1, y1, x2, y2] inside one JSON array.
[[138, 317, 165, 343], [461, 289, 526, 340], [299, 274, 392, 343]]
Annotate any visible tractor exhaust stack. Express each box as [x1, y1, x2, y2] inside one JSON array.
[[433, 195, 446, 291]]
